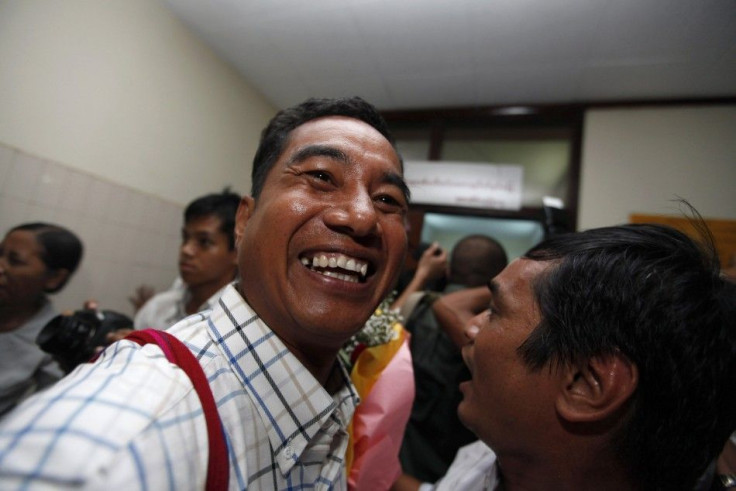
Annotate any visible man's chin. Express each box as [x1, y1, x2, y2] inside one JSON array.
[[456, 403, 477, 436], [178, 271, 199, 286]]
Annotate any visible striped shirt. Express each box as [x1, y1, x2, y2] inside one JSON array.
[[0, 285, 359, 490]]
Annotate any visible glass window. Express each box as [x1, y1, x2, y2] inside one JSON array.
[[441, 128, 571, 208], [420, 212, 545, 261]]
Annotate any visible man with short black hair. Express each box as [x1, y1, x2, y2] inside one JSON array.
[[134, 189, 240, 330], [396, 220, 736, 491], [0, 97, 410, 490]]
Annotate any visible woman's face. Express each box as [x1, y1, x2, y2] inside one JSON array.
[[0, 230, 53, 307]]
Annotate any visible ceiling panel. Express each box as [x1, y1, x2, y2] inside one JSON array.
[[164, 0, 736, 109]]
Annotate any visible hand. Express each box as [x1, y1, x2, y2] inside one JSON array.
[[414, 242, 448, 284], [128, 285, 155, 312], [105, 328, 135, 345], [390, 243, 449, 313]]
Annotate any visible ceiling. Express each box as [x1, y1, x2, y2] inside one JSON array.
[[163, 0, 736, 111]]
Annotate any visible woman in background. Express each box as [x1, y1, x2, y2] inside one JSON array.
[[0, 222, 83, 417]]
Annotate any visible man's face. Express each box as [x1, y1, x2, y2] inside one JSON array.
[[459, 258, 561, 452], [179, 215, 237, 290], [0, 230, 53, 307], [235, 116, 408, 358]]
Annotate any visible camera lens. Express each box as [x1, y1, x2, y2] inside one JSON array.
[[37, 309, 133, 373]]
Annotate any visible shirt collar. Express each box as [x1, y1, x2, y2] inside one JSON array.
[[205, 285, 359, 474], [175, 282, 232, 321]]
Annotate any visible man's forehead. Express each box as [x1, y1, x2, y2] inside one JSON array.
[[184, 215, 224, 231], [492, 259, 549, 299], [288, 116, 396, 155]]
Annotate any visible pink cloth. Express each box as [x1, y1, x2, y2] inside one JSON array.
[[348, 336, 414, 491]]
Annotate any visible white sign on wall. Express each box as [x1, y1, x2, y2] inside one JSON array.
[[404, 161, 524, 210]]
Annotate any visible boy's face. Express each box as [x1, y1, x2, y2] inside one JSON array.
[[179, 215, 237, 291], [0, 230, 54, 306]]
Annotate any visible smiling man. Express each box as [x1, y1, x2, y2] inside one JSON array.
[[396, 220, 736, 491], [0, 97, 410, 490]]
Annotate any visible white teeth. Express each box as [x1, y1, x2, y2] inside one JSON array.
[[300, 252, 369, 280], [321, 270, 359, 283]]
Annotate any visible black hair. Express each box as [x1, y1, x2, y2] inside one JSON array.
[[184, 188, 241, 249], [449, 234, 508, 287], [250, 96, 403, 199], [9, 222, 83, 293], [520, 220, 736, 490]]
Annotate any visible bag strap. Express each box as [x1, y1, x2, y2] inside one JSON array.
[[125, 329, 229, 491]]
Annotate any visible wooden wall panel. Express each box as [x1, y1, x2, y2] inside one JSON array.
[[629, 214, 736, 270]]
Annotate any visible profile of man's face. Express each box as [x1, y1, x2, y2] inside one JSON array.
[[234, 116, 409, 359], [459, 259, 560, 448], [178, 214, 237, 290]]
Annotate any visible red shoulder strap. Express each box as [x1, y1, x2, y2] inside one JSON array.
[[125, 329, 229, 491]]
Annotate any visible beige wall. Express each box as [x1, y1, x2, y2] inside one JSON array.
[[0, 0, 276, 205], [579, 105, 736, 230], [0, 0, 276, 316], [0, 143, 184, 317], [2, 0, 734, 314]]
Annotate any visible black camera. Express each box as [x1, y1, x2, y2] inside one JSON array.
[[37, 309, 133, 373]]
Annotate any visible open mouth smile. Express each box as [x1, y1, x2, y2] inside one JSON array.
[[300, 252, 371, 284]]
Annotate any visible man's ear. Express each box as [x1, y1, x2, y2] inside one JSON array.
[[234, 196, 255, 249], [555, 351, 638, 423], [43, 268, 70, 293]]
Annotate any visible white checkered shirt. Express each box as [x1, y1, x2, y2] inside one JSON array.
[[0, 285, 359, 490]]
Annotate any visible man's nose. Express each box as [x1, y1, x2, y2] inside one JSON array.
[[323, 190, 379, 237], [180, 240, 195, 256], [464, 323, 480, 342]]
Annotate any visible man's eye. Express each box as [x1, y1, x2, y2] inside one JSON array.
[[307, 170, 332, 183], [377, 194, 400, 206], [8, 257, 24, 267], [375, 192, 407, 212]]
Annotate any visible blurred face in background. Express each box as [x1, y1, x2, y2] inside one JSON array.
[[178, 215, 237, 291], [0, 230, 62, 318]]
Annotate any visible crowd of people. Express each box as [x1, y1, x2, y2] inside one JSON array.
[[0, 96, 734, 491]]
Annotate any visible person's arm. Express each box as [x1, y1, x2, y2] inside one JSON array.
[[391, 473, 424, 491], [128, 284, 156, 313], [432, 285, 491, 348], [391, 242, 448, 312]]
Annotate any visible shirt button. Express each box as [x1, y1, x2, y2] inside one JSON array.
[[283, 445, 294, 459]]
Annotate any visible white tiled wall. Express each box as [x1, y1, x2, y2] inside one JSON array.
[[0, 142, 182, 317]]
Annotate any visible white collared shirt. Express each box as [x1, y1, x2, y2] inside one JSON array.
[[0, 285, 359, 490], [133, 280, 230, 331], [421, 440, 500, 491]]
